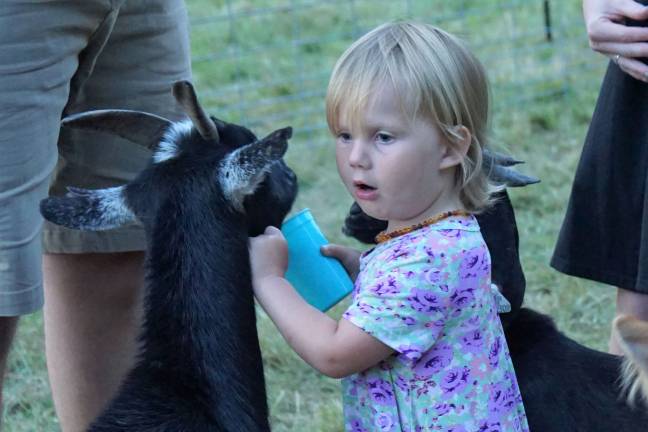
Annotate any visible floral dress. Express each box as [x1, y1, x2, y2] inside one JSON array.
[[342, 215, 529, 432]]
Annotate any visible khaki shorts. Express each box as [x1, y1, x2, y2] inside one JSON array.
[[0, 0, 191, 316]]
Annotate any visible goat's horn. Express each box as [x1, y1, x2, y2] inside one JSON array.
[[172, 80, 219, 142], [483, 149, 524, 167], [488, 165, 540, 187], [482, 149, 539, 187], [61, 110, 172, 150]]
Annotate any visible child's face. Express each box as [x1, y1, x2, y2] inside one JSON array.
[[334, 84, 463, 231]]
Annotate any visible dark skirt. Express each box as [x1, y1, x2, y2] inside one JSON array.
[[551, 59, 648, 292]]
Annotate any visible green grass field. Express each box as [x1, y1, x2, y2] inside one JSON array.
[[3, 1, 615, 430]]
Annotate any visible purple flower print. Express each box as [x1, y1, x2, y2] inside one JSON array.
[[403, 270, 416, 279], [373, 412, 395, 431], [459, 247, 489, 279], [414, 343, 453, 378], [424, 245, 437, 258], [395, 375, 410, 393], [415, 384, 430, 398], [451, 287, 476, 309], [408, 288, 444, 313], [370, 275, 400, 296], [460, 249, 480, 278], [460, 329, 485, 354], [355, 301, 375, 315], [425, 318, 445, 331], [477, 421, 503, 432], [440, 366, 471, 394], [398, 344, 424, 363], [401, 316, 416, 326], [424, 268, 443, 284], [460, 314, 481, 330], [386, 244, 409, 261], [368, 379, 395, 406], [454, 217, 469, 227], [489, 337, 502, 368], [443, 426, 468, 432], [514, 417, 525, 431], [488, 382, 515, 415], [347, 418, 369, 432], [438, 229, 461, 238], [434, 402, 453, 417]]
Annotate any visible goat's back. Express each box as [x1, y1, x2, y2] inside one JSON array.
[[505, 308, 648, 431]]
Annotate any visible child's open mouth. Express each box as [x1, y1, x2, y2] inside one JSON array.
[[353, 181, 378, 200], [356, 183, 375, 191]]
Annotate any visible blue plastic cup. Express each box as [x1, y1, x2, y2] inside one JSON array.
[[281, 208, 354, 311]]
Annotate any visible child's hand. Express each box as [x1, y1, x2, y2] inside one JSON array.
[[249, 226, 288, 286], [321, 244, 361, 281]]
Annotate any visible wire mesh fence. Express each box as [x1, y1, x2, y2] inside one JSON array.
[[187, 0, 607, 145]]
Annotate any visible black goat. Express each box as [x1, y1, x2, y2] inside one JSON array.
[[40, 81, 298, 431], [343, 180, 648, 431]]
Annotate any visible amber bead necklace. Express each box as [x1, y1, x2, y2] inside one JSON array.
[[375, 209, 470, 244]]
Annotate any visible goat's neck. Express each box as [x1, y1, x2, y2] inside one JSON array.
[[140, 200, 267, 418]]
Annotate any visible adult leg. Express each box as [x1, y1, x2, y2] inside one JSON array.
[[42, 1, 192, 430], [0, 1, 106, 426], [609, 288, 648, 355], [0, 317, 18, 428], [43, 253, 144, 432]]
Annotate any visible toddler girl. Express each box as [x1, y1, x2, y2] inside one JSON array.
[[249, 21, 529, 431]]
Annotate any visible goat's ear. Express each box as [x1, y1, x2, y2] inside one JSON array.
[[483, 149, 540, 187], [615, 315, 648, 364], [613, 315, 648, 407], [40, 186, 137, 231], [218, 127, 292, 212], [62, 110, 172, 150], [172, 80, 220, 142]]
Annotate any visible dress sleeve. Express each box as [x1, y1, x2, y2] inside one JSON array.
[[343, 255, 454, 364]]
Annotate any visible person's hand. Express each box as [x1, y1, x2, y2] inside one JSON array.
[[249, 226, 289, 287], [583, 0, 648, 81], [320, 244, 362, 281]]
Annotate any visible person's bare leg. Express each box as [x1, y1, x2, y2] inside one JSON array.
[[0, 316, 18, 428], [609, 287, 648, 355], [43, 252, 144, 432]]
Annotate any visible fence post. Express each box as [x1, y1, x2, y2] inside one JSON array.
[[544, 0, 553, 42]]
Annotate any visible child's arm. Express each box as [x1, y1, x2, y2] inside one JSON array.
[[250, 226, 394, 378]]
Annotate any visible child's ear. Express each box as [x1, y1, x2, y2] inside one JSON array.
[[440, 126, 471, 169]]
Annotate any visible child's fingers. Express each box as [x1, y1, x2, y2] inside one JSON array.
[[321, 244, 361, 279], [249, 226, 285, 250], [324, 243, 360, 255], [321, 244, 343, 257], [265, 225, 282, 235]]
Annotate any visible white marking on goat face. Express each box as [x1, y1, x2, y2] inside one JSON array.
[[153, 120, 193, 163], [218, 146, 273, 212]]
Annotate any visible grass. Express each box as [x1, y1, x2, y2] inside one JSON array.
[[4, 1, 614, 430]]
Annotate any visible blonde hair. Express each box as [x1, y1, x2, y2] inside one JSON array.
[[326, 21, 499, 212]]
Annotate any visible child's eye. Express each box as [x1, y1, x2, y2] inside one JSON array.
[[337, 132, 352, 143], [376, 132, 394, 144]]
